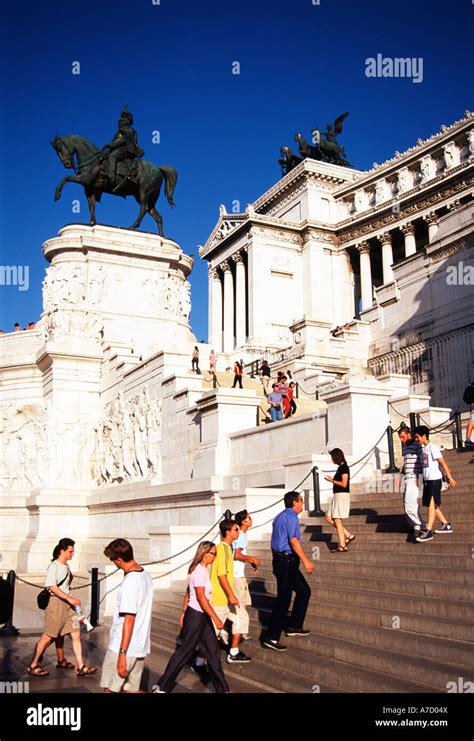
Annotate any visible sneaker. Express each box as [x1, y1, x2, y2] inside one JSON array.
[[416, 530, 434, 542], [286, 628, 311, 637], [151, 685, 165, 693], [413, 526, 427, 535], [242, 634, 252, 641], [226, 651, 252, 663], [434, 523, 453, 533], [464, 439, 474, 447], [262, 639, 288, 652]]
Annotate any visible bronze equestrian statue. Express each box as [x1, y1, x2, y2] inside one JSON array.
[[51, 107, 177, 236]]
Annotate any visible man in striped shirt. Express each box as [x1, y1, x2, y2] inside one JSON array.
[[398, 427, 425, 535]]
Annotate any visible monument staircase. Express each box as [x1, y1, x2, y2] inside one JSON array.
[[149, 449, 474, 693], [199, 369, 322, 422]]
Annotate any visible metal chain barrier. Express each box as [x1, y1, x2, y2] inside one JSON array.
[[417, 414, 454, 433], [296, 381, 317, 398], [8, 424, 408, 614], [202, 371, 221, 388], [320, 425, 389, 474], [388, 400, 410, 419]]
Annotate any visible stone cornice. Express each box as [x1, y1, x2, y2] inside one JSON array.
[[252, 159, 361, 215], [335, 111, 474, 196], [336, 161, 472, 229], [337, 174, 473, 245], [200, 210, 304, 259]]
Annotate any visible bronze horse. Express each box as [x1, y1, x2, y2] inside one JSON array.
[[51, 134, 177, 235]]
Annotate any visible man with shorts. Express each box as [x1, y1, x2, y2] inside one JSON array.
[[232, 510, 261, 641], [101, 538, 153, 692], [414, 427, 457, 542], [210, 519, 251, 663]]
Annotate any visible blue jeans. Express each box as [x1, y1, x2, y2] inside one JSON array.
[[270, 406, 283, 422]]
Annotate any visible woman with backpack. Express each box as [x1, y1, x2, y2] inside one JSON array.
[[27, 538, 97, 677]]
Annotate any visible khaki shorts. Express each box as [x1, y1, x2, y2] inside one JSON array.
[[44, 597, 79, 638], [100, 649, 145, 693], [213, 603, 249, 636], [234, 577, 252, 607]]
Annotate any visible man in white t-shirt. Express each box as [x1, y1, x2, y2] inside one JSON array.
[[414, 427, 457, 543], [232, 511, 261, 640], [100, 538, 153, 693]]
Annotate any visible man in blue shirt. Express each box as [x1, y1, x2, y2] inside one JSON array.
[[267, 383, 283, 422], [263, 491, 314, 652]]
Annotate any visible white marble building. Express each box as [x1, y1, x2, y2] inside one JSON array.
[[202, 111, 474, 410], [0, 112, 472, 581]]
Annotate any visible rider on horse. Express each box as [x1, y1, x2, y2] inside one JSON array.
[[100, 106, 144, 186]]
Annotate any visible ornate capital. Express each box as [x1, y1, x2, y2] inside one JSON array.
[[447, 199, 461, 211], [356, 241, 370, 255], [401, 223, 415, 237], [424, 211, 438, 225], [232, 252, 244, 264], [221, 260, 231, 273], [211, 268, 221, 280], [378, 231, 392, 245]]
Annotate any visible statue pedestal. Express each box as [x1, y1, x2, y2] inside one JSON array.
[[41, 224, 196, 360]]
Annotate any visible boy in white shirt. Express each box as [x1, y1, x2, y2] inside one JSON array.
[[101, 538, 153, 692], [414, 427, 457, 543], [232, 510, 261, 640]]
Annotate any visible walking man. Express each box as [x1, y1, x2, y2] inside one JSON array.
[[398, 427, 425, 536], [232, 510, 261, 641], [263, 492, 313, 652], [210, 519, 252, 663], [100, 538, 153, 693], [414, 426, 457, 542], [267, 383, 283, 422]]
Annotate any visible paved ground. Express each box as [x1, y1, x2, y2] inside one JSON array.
[[1, 582, 264, 694]]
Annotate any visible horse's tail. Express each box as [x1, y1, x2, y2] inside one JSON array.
[[160, 166, 178, 209]]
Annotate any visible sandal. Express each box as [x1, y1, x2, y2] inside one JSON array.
[[346, 534, 356, 545], [331, 546, 348, 553], [77, 665, 97, 676], [57, 659, 75, 669], [27, 664, 49, 676]]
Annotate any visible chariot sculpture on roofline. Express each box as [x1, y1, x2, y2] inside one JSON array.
[[279, 112, 353, 175]]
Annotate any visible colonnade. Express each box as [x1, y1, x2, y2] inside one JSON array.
[[209, 251, 247, 352], [355, 212, 439, 311]]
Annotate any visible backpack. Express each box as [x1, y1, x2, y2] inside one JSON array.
[[463, 383, 474, 405]]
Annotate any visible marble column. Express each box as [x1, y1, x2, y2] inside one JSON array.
[[357, 241, 373, 311], [401, 222, 416, 257], [233, 252, 246, 349], [210, 268, 223, 352], [424, 212, 439, 243], [379, 231, 394, 284], [222, 260, 234, 353]]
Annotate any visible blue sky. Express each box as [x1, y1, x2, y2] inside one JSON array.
[[0, 0, 472, 339]]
